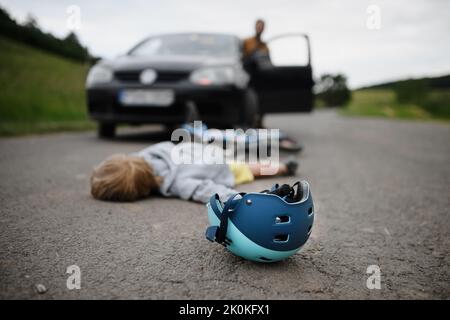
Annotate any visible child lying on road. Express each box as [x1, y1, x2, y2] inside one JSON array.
[[90, 141, 298, 203]]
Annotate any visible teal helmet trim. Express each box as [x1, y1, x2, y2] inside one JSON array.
[[205, 181, 314, 262]]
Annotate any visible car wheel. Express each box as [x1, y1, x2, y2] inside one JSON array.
[[241, 89, 260, 129], [97, 122, 116, 138]]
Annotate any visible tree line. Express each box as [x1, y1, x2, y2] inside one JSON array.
[[0, 6, 92, 63]]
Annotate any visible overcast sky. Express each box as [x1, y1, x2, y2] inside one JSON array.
[[1, 0, 449, 88]]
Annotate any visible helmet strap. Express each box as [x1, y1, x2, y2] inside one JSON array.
[[265, 181, 303, 202], [291, 181, 303, 202], [206, 193, 245, 245], [267, 184, 293, 199]]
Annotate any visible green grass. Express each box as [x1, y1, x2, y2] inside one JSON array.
[[342, 89, 450, 121], [0, 35, 95, 136]]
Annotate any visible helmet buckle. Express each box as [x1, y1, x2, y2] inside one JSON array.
[[205, 226, 219, 242]]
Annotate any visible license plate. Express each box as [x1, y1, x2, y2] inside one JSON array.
[[119, 89, 174, 106]]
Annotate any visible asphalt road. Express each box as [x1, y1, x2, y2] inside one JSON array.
[[1, 110, 449, 299]]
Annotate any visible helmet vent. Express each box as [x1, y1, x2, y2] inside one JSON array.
[[308, 207, 313, 216], [273, 234, 289, 242], [275, 215, 290, 224], [259, 257, 272, 262]]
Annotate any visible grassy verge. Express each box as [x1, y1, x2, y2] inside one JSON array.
[[0, 121, 95, 137], [342, 89, 450, 121], [0, 36, 94, 136]]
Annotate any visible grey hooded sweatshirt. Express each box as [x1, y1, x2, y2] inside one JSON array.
[[134, 142, 237, 203]]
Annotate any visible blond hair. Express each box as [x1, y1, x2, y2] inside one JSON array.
[[90, 154, 161, 201]]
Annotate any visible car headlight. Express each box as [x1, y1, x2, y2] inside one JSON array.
[[190, 67, 248, 88], [86, 65, 113, 86]]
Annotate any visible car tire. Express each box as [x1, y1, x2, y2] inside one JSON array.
[[241, 88, 260, 129], [97, 122, 116, 138]]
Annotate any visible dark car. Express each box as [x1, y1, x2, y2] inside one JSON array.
[[86, 32, 313, 138]]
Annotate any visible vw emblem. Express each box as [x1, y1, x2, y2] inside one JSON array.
[[140, 69, 157, 85]]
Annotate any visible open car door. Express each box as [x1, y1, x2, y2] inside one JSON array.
[[251, 33, 314, 114]]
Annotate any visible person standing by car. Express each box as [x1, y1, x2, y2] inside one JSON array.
[[242, 19, 272, 71], [241, 20, 301, 152], [243, 19, 269, 60], [242, 19, 270, 129]]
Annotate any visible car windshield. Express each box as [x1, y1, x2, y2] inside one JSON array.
[[129, 34, 237, 58]]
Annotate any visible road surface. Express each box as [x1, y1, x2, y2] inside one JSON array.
[[1, 110, 449, 299]]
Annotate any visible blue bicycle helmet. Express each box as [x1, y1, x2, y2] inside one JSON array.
[[205, 181, 314, 262]]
